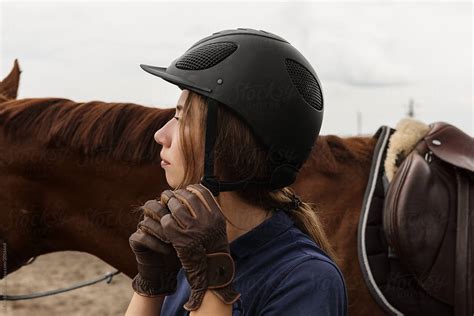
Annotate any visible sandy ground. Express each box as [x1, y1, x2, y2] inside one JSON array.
[[0, 251, 133, 315]]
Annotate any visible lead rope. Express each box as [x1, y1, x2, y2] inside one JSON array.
[[0, 270, 120, 301]]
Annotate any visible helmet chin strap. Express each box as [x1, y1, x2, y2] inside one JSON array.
[[200, 98, 273, 197]]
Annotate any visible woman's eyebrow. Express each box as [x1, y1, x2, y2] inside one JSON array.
[[176, 104, 183, 112]]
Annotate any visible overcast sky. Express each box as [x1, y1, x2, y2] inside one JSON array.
[[1, 0, 472, 136]]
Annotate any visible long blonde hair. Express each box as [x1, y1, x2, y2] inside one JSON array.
[[175, 90, 336, 260]]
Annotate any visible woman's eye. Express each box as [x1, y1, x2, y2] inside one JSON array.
[[174, 116, 180, 121]]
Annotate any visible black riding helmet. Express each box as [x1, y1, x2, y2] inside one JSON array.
[[140, 28, 324, 196]]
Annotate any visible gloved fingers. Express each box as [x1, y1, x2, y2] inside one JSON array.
[[129, 228, 170, 254], [138, 215, 170, 243], [142, 199, 170, 221], [160, 211, 201, 251], [186, 184, 224, 216], [173, 188, 212, 220], [160, 213, 185, 241], [160, 190, 175, 205], [161, 190, 194, 229]]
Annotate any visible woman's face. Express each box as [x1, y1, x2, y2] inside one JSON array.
[[154, 89, 191, 188]]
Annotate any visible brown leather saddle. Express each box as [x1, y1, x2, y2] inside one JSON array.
[[357, 121, 473, 315]]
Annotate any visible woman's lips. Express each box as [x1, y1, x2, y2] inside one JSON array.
[[160, 154, 171, 167]]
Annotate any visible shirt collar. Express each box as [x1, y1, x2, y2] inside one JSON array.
[[229, 209, 294, 260]]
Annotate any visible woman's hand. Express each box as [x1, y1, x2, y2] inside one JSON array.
[[160, 183, 241, 311], [129, 199, 182, 297]]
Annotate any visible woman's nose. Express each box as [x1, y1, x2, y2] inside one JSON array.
[[154, 118, 173, 146], [154, 128, 166, 146]]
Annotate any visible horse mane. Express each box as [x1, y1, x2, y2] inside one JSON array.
[[0, 98, 174, 163], [307, 134, 376, 175], [0, 96, 374, 172]]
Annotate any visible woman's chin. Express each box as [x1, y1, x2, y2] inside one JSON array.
[[165, 175, 178, 189], [164, 169, 186, 189]]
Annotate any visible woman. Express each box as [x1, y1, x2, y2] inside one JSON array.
[[125, 28, 348, 316]]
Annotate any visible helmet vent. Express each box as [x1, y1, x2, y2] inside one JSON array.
[[175, 42, 237, 70], [285, 58, 323, 111]]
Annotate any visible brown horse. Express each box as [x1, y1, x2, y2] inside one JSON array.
[[0, 63, 383, 315]]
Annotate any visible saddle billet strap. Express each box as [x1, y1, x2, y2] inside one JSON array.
[[454, 168, 473, 316]]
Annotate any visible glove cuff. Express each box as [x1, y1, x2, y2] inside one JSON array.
[[211, 285, 242, 305], [206, 252, 236, 288], [183, 288, 207, 311], [180, 253, 241, 311], [182, 284, 241, 311], [131, 273, 177, 297], [206, 253, 241, 306]]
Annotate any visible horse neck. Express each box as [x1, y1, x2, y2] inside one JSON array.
[[293, 134, 377, 250], [0, 139, 169, 278]]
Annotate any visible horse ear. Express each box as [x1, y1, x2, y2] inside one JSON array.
[[0, 59, 21, 101]]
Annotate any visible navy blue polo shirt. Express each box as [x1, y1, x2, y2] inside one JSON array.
[[161, 209, 348, 315]]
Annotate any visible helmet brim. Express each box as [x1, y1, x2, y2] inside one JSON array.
[[139, 64, 212, 94]]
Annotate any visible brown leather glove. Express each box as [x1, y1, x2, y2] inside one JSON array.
[[160, 183, 241, 311], [129, 199, 182, 297]]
